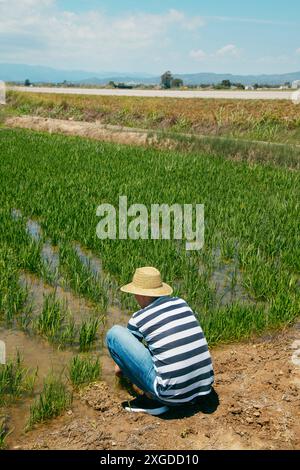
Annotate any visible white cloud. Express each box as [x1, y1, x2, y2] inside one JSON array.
[[189, 45, 242, 63], [189, 49, 206, 61], [0, 3, 205, 70], [168, 9, 204, 30], [216, 44, 240, 57], [296, 48, 300, 55]]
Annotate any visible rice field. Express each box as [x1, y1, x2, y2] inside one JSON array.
[[0, 119, 299, 445], [1, 127, 299, 337]]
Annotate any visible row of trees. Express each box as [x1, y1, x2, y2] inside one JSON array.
[[23, 74, 293, 90], [160, 73, 293, 90]]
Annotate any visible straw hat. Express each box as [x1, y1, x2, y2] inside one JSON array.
[[120, 267, 173, 297]]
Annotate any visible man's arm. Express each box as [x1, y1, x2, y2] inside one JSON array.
[[127, 316, 144, 342]]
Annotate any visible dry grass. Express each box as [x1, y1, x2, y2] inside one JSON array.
[[5, 90, 300, 144]]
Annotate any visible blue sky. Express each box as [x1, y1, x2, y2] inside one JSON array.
[[1, 0, 300, 74]]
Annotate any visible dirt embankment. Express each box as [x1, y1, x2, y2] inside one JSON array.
[[4, 116, 169, 148], [10, 321, 300, 450], [5, 116, 300, 171]]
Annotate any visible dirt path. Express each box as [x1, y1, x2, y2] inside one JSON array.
[[10, 321, 300, 450], [5, 116, 300, 158], [5, 116, 154, 147]]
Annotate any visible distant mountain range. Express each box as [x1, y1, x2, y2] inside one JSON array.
[[1, 63, 300, 86]]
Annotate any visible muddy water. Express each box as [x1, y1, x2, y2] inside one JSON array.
[[26, 219, 42, 242], [0, 327, 74, 443], [19, 271, 129, 386], [211, 263, 253, 306], [20, 272, 98, 325], [1, 268, 129, 447], [12, 210, 60, 278], [13, 211, 106, 286], [41, 242, 60, 276], [74, 243, 102, 277], [5, 211, 132, 444], [14, 210, 253, 307], [198, 245, 254, 306], [1, 305, 129, 446], [26, 218, 61, 278]]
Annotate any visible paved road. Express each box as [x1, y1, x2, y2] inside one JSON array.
[[9, 86, 294, 100]]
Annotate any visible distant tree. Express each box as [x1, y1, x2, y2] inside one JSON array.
[[108, 81, 116, 88], [117, 83, 133, 89], [161, 71, 173, 89], [233, 82, 245, 90], [253, 83, 259, 90], [221, 79, 231, 88], [172, 78, 184, 88], [24, 79, 31, 87]]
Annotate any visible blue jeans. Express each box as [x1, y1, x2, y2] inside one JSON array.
[[106, 325, 159, 400]]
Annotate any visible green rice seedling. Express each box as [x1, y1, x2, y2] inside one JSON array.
[[200, 303, 267, 346], [267, 291, 300, 329], [58, 317, 78, 348], [59, 242, 108, 311], [0, 246, 29, 325], [0, 352, 37, 406], [0, 209, 56, 286], [69, 355, 101, 388], [34, 292, 79, 348], [17, 302, 33, 332], [79, 318, 100, 352], [27, 376, 72, 429], [230, 268, 238, 294], [34, 292, 64, 342], [0, 417, 12, 450]]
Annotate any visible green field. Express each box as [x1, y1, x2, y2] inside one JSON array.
[[1, 127, 299, 346]]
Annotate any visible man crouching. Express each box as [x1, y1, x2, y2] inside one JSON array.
[[106, 266, 214, 416]]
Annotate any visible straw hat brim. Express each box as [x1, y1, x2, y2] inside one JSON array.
[[120, 282, 173, 297]]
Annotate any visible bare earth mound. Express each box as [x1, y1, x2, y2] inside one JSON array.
[[11, 321, 300, 450], [5, 116, 155, 147]]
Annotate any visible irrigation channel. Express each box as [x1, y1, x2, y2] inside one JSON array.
[[1, 209, 255, 445]]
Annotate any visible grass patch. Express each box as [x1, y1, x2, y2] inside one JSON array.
[[69, 355, 101, 388], [0, 246, 29, 325], [59, 242, 108, 311], [33, 292, 101, 350], [0, 352, 37, 406], [0, 417, 12, 450], [27, 376, 72, 429], [79, 318, 100, 352]]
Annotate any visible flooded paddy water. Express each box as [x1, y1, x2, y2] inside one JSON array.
[[1, 277, 128, 447], [2, 210, 259, 447], [74, 243, 102, 278], [1, 211, 131, 446]]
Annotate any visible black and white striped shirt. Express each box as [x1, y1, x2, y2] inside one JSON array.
[[127, 296, 214, 404]]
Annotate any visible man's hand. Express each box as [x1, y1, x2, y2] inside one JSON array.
[[115, 364, 123, 377]]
